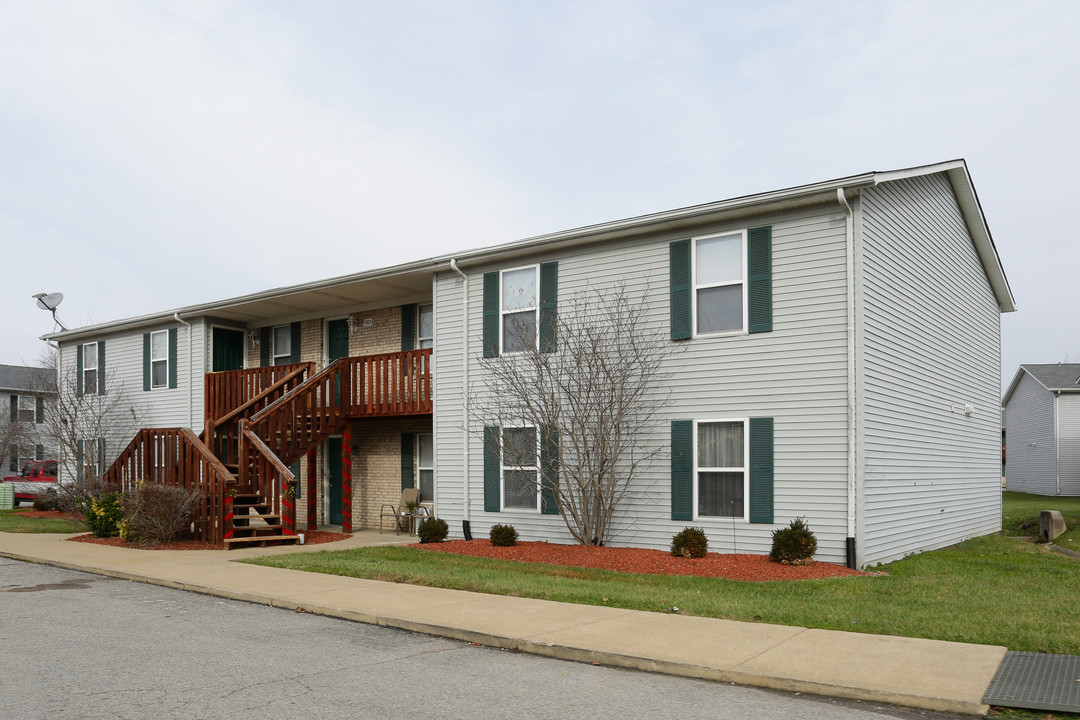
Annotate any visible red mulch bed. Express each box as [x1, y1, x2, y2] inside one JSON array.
[[13, 510, 81, 520], [66, 530, 351, 551], [417, 540, 866, 582]]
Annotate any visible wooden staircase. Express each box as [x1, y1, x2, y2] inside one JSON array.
[[224, 492, 299, 548]]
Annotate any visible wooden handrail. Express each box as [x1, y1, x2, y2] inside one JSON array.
[[214, 365, 311, 426]]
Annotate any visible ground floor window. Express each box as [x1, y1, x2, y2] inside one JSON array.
[[696, 420, 747, 519], [502, 426, 539, 510], [417, 433, 433, 501]]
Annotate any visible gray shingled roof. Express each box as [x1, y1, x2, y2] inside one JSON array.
[[1020, 364, 1080, 392], [0, 364, 54, 393]]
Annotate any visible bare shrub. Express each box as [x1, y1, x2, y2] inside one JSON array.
[[121, 483, 203, 545]]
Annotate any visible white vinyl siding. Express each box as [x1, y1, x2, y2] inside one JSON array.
[[1059, 394, 1080, 496], [859, 173, 1002, 566], [1003, 372, 1058, 495], [435, 203, 852, 560]]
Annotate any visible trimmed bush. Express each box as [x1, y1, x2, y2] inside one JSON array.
[[33, 488, 61, 511], [121, 483, 203, 545], [670, 527, 708, 558], [417, 516, 449, 544], [79, 492, 124, 538], [770, 517, 817, 565], [489, 523, 518, 547]]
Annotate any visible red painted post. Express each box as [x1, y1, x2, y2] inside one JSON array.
[[306, 449, 317, 531], [342, 424, 353, 534], [282, 481, 296, 536], [223, 494, 234, 544]]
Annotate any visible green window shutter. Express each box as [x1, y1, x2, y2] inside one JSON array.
[[76, 345, 84, 396], [482, 272, 499, 358], [260, 327, 271, 367], [539, 262, 558, 353], [168, 328, 178, 389], [401, 304, 416, 351], [670, 420, 693, 520], [142, 333, 151, 391], [483, 426, 500, 511], [290, 460, 301, 498], [748, 417, 774, 523], [77, 439, 84, 483], [541, 427, 559, 514], [669, 240, 692, 340], [35, 396, 43, 423], [97, 341, 106, 395], [748, 225, 773, 334], [401, 432, 415, 490], [290, 322, 302, 363], [35, 445, 43, 461], [9, 395, 16, 422]]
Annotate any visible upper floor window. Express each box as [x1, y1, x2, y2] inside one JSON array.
[[273, 325, 293, 366], [694, 231, 745, 335], [501, 266, 538, 353], [150, 330, 169, 388], [10, 395, 36, 423], [82, 342, 99, 394], [418, 304, 434, 349]]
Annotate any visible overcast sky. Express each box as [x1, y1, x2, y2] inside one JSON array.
[[2, 0, 1077, 386]]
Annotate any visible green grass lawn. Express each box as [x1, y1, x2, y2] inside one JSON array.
[[0, 508, 86, 533], [1002, 490, 1080, 547]]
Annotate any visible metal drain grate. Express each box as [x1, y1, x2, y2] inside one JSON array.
[[983, 651, 1080, 713]]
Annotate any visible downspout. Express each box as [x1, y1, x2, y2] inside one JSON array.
[[449, 259, 473, 540], [838, 188, 858, 569], [173, 312, 193, 430], [1055, 391, 1061, 496]]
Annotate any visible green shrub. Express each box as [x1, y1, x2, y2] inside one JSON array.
[[489, 523, 518, 547], [33, 489, 61, 511], [770, 517, 817, 565], [79, 492, 124, 538], [417, 516, 449, 543], [670, 527, 708, 558], [121, 483, 202, 545]]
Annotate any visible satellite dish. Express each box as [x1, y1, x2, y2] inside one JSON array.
[[33, 292, 64, 311]]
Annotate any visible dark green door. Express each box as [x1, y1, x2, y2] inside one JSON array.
[[212, 328, 245, 371], [328, 319, 350, 362], [327, 437, 343, 525]]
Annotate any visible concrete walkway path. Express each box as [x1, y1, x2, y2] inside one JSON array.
[[0, 531, 1006, 715]]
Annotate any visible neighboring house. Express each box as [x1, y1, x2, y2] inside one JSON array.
[[1002, 364, 1080, 496], [0, 364, 55, 474], [43, 159, 1014, 567]]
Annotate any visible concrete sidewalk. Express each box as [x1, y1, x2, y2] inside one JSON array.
[[0, 531, 1005, 715]]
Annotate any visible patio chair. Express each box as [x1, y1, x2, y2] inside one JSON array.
[[379, 488, 424, 534]]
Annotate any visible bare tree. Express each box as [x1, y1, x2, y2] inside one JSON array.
[[35, 348, 144, 487], [470, 282, 675, 546]]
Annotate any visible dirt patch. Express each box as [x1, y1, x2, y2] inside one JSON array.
[[418, 540, 866, 581], [67, 530, 351, 551]]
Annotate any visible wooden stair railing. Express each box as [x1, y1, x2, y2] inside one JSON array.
[[102, 428, 235, 545]]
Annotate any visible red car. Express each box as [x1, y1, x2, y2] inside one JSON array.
[[3, 460, 58, 506]]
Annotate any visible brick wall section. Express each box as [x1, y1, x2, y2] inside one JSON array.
[[349, 306, 402, 358], [300, 319, 322, 364], [350, 416, 433, 529]]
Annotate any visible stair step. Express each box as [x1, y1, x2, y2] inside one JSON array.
[[224, 534, 300, 549]]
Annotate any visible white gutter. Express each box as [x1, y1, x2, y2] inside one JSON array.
[[449, 259, 471, 525], [838, 188, 858, 567], [173, 312, 193, 429], [1055, 392, 1061, 495]]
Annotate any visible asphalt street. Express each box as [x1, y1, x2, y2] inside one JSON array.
[[0, 558, 965, 720]]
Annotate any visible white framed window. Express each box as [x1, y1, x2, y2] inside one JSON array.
[[418, 304, 434, 349], [693, 230, 746, 335], [501, 425, 539, 510], [695, 419, 748, 519], [417, 433, 434, 501], [272, 325, 292, 366], [501, 265, 538, 353], [82, 342, 99, 395], [16, 395, 35, 422], [150, 330, 169, 389]]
